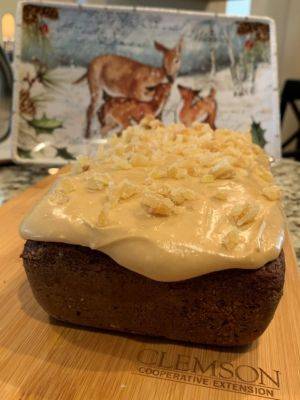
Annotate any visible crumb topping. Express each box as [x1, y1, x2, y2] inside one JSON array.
[[53, 117, 282, 253]]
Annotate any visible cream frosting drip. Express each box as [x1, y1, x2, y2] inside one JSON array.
[[20, 118, 284, 282]]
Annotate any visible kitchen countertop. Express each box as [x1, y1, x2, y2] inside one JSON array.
[[0, 159, 299, 264]]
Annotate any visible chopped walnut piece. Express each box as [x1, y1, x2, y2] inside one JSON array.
[[60, 178, 75, 193], [118, 179, 139, 200], [48, 190, 69, 206], [223, 229, 243, 250], [187, 164, 202, 177], [149, 182, 171, 197], [198, 152, 220, 167], [148, 183, 195, 205], [112, 156, 132, 170], [144, 177, 154, 186], [130, 153, 150, 167], [231, 202, 260, 226], [149, 167, 168, 179], [114, 143, 125, 157], [86, 178, 105, 191], [141, 192, 176, 216], [140, 116, 163, 129], [262, 185, 281, 201], [200, 174, 215, 183], [85, 173, 111, 191], [210, 159, 235, 179], [213, 189, 228, 200], [191, 121, 212, 133], [108, 179, 139, 205], [169, 187, 196, 205], [255, 165, 273, 183], [198, 131, 214, 143], [167, 163, 188, 179]]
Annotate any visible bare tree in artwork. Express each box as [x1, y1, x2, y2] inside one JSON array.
[[223, 25, 244, 96], [209, 23, 217, 78], [236, 22, 270, 95]]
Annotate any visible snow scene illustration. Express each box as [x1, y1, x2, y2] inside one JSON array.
[[15, 3, 280, 163]]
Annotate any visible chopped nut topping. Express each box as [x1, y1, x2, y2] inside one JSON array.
[[254, 165, 273, 183], [141, 192, 176, 216], [167, 163, 188, 179], [147, 183, 196, 206], [149, 182, 171, 197], [60, 178, 76, 193], [85, 173, 111, 191], [112, 156, 132, 170], [130, 153, 150, 167], [210, 159, 235, 179], [149, 167, 168, 180], [48, 190, 69, 206], [108, 179, 139, 206], [200, 174, 215, 183], [198, 152, 220, 167], [169, 187, 196, 205], [213, 189, 228, 200], [262, 185, 281, 201], [223, 229, 243, 250], [231, 202, 260, 226], [118, 179, 139, 200], [140, 116, 163, 129], [46, 119, 282, 234]]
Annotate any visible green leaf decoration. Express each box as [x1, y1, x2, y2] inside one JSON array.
[[17, 147, 32, 159], [251, 120, 267, 148], [28, 113, 63, 134], [56, 147, 76, 160]]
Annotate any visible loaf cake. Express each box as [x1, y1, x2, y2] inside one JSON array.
[[20, 118, 285, 346]]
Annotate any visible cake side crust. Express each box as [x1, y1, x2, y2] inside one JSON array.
[[22, 240, 285, 346]]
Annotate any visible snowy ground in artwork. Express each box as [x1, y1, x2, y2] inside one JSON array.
[[15, 62, 280, 163]]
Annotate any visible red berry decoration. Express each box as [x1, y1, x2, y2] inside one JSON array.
[[39, 23, 49, 36], [244, 39, 255, 51]]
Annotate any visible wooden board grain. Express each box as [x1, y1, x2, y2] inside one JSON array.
[[0, 176, 299, 400]]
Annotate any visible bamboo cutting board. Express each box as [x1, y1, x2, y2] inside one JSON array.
[[0, 175, 299, 400]]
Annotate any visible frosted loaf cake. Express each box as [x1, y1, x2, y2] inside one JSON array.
[[21, 118, 285, 346]]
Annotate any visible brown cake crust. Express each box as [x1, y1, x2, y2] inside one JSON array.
[[22, 240, 285, 346]]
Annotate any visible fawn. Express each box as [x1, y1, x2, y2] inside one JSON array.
[[177, 85, 217, 129], [74, 38, 183, 138], [97, 83, 172, 136]]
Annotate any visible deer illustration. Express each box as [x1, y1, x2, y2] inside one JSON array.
[[177, 85, 217, 129], [74, 38, 183, 138], [97, 83, 172, 136]]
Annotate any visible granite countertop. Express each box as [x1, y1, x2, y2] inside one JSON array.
[[0, 159, 299, 264]]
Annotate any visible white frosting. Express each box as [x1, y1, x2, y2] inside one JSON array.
[[20, 119, 284, 282]]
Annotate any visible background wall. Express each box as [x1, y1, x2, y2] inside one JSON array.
[[0, 0, 17, 15], [252, 0, 300, 152]]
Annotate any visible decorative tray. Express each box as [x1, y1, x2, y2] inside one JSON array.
[[12, 1, 280, 164]]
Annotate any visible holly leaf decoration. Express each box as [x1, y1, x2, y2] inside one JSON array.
[[56, 147, 76, 160], [28, 114, 63, 135], [251, 120, 267, 148]]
